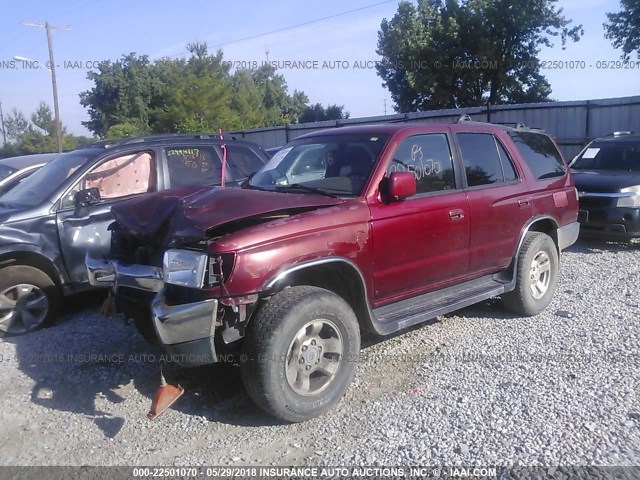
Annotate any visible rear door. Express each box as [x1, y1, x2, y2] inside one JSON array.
[[370, 131, 470, 304], [56, 149, 160, 284], [454, 130, 532, 274]]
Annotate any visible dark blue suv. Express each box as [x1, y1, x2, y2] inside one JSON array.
[[571, 132, 640, 240]]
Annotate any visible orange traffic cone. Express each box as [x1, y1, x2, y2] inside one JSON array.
[[147, 368, 184, 420]]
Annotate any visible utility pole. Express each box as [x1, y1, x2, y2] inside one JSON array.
[[383, 99, 387, 116], [0, 101, 6, 145], [22, 21, 70, 153]]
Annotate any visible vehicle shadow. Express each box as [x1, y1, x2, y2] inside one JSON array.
[[4, 291, 287, 436], [566, 236, 640, 254]]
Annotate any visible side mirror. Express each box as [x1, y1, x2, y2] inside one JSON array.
[[387, 172, 416, 200], [75, 187, 101, 207]]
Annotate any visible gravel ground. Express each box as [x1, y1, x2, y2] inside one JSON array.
[[0, 238, 638, 467]]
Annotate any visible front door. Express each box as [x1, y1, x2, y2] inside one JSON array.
[[370, 132, 470, 305], [56, 150, 159, 284]]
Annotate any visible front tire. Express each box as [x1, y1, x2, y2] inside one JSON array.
[[502, 232, 559, 316], [241, 286, 360, 422], [0, 265, 60, 337]]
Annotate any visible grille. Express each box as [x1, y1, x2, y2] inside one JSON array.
[[579, 196, 613, 208]]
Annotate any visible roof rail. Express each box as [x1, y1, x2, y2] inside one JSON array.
[[80, 132, 239, 149], [606, 131, 634, 137]]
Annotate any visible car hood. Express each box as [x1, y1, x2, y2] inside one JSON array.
[[571, 170, 640, 193], [0, 203, 32, 225], [111, 185, 343, 245]]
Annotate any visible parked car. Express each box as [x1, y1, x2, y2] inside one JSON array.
[[0, 134, 267, 337], [571, 131, 640, 240], [88, 120, 579, 422], [0, 153, 59, 197]]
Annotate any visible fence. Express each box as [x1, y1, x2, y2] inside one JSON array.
[[228, 95, 640, 159]]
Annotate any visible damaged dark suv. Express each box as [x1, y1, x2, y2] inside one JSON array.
[[0, 134, 267, 336], [88, 120, 579, 422]]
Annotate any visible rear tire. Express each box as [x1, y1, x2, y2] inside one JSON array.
[[0, 265, 60, 337], [241, 286, 360, 422], [502, 232, 559, 316]]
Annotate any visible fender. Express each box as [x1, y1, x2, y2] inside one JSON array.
[[262, 256, 379, 333]]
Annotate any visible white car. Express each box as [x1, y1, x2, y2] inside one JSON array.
[[0, 153, 59, 196]]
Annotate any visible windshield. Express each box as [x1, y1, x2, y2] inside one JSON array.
[[1, 150, 98, 207], [572, 143, 640, 171], [0, 164, 17, 182], [249, 133, 390, 196]]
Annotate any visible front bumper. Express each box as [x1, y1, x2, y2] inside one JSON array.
[[86, 256, 218, 367], [578, 206, 640, 240]]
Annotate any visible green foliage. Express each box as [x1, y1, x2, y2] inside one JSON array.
[[604, 0, 640, 60], [79, 42, 325, 137], [299, 103, 350, 123], [0, 102, 94, 158], [377, 0, 582, 111], [105, 121, 149, 139]]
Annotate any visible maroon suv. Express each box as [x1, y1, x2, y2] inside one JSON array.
[[87, 119, 579, 422]]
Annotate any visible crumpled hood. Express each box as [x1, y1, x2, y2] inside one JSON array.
[[111, 185, 343, 245]]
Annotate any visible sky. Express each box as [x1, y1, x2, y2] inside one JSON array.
[[0, 0, 638, 137]]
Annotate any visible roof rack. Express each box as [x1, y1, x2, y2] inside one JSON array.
[[605, 131, 634, 137], [79, 132, 238, 149], [455, 115, 541, 130], [456, 114, 474, 123]]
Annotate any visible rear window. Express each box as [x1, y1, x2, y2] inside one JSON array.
[[0, 164, 17, 182], [508, 132, 566, 180], [572, 143, 640, 171]]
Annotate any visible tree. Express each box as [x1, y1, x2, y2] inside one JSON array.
[[4, 109, 29, 141], [0, 103, 93, 156], [79, 54, 160, 137], [604, 0, 640, 60], [299, 103, 350, 123], [376, 0, 582, 111]]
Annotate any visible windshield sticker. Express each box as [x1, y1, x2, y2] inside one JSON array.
[[582, 148, 600, 159], [370, 137, 379, 141]]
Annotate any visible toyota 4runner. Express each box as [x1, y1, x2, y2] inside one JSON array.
[[87, 119, 580, 422]]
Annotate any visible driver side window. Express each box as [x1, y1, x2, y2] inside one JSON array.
[[387, 134, 456, 195], [60, 151, 156, 209]]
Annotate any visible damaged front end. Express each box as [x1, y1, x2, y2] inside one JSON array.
[[86, 186, 342, 367], [87, 241, 256, 368]]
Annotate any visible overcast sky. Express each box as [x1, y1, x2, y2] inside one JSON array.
[[0, 0, 637, 136]]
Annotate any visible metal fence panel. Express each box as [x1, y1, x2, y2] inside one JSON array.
[[228, 95, 640, 159]]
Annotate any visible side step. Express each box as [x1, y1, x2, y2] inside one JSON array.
[[370, 275, 509, 335]]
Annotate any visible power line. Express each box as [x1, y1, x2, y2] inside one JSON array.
[[208, 0, 393, 49]]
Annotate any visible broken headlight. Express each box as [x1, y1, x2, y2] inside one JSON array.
[[162, 249, 207, 288], [206, 253, 235, 287]]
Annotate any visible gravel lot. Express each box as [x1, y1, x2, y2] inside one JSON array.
[[0, 238, 638, 467]]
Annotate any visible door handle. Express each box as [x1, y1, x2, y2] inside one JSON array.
[[518, 200, 530, 207], [449, 209, 465, 221]]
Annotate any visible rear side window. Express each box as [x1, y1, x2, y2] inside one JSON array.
[[509, 131, 565, 180], [496, 141, 518, 181], [388, 133, 456, 194], [457, 133, 511, 187], [224, 145, 265, 182], [166, 147, 222, 187]]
